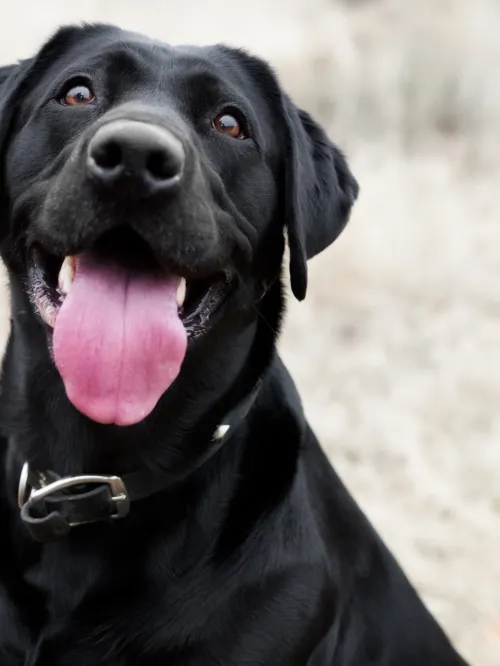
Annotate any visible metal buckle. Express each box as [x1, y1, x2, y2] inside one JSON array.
[[212, 424, 230, 441], [19, 464, 130, 525], [18, 461, 31, 509]]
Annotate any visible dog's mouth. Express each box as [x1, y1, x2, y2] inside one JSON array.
[[27, 233, 230, 336], [26, 228, 231, 426]]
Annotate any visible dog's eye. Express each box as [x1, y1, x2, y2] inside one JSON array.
[[61, 84, 95, 106], [213, 112, 247, 139]]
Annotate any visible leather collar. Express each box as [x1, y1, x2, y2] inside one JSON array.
[[17, 382, 261, 543]]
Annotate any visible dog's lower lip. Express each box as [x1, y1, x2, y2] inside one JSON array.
[[27, 244, 231, 337]]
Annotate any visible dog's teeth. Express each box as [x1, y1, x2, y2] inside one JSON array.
[[58, 256, 76, 295], [176, 278, 187, 308]]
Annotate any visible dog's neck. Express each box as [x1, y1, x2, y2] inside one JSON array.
[[0, 278, 305, 556]]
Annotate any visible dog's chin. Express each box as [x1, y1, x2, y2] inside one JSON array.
[[24, 226, 233, 426]]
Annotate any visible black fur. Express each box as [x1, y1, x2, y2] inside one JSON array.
[[0, 24, 467, 665]]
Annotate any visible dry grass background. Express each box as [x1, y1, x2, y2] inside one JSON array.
[[1, 0, 499, 663]]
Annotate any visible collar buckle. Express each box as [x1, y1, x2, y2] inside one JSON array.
[[19, 463, 130, 521], [18, 464, 130, 542]]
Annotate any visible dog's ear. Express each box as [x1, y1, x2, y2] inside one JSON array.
[[0, 60, 32, 161], [0, 59, 33, 102], [0, 63, 20, 230], [0, 63, 20, 143], [0, 60, 32, 218], [0, 65, 15, 87], [0, 60, 31, 110], [282, 96, 359, 300]]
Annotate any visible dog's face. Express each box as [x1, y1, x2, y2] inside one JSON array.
[[0, 25, 358, 428]]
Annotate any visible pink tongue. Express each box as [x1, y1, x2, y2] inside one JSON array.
[[53, 255, 187, 426]]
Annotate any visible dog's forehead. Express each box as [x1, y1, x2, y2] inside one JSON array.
[[18, 29, 277, 133], [39, 30, 256, 98], [63, 41, 217, 77]]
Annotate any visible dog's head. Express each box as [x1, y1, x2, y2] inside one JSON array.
[[0, 25, 358, 428]]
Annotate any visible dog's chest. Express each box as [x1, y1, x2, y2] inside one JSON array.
[[0, 546, 105, 665], [25, 546, 101, 619]]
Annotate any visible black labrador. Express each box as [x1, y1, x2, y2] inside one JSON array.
[[0, 24, 469, 666]]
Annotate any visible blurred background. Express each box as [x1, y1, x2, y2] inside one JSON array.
[[1, 0, 499, 663]]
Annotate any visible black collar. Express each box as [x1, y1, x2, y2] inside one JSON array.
[[17, 383, 261, 543]]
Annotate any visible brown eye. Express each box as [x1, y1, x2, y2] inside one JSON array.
[[213, 112, 246, 139], [62, 84, 95, 106]]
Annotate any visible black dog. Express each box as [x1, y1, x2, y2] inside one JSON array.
[[0, 24, 469, 665]]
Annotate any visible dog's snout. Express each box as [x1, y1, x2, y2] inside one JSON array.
[[87, 120, 185, 194]]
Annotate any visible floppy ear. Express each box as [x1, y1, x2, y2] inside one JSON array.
[[0, 64, 20, 143], [0, 60, 32, 161], [0, 63, 20, 86], [0, 59, 31, 115], [0, 60, 32, 221], [282, 96, 359, 300]]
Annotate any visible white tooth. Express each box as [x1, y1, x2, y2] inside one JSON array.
[[58, 256, 76, 295], [176, 278, 187, 307]]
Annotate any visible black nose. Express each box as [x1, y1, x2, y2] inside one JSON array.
[[87, 120, 185, 195]]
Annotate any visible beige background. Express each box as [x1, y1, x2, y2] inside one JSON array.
[[1, 1, 499, 663]]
